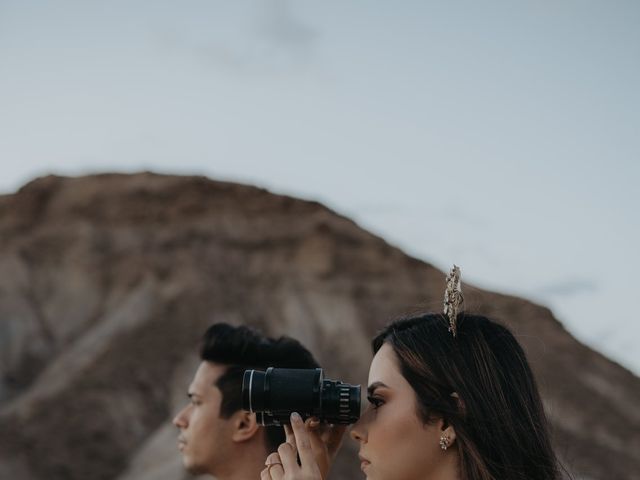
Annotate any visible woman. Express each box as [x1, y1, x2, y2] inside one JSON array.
[[262, 268, 563, 480]]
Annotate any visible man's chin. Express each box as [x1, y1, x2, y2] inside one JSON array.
[[182, 456, 207, 476]]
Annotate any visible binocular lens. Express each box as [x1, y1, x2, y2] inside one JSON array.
[[242, 367, 360, 426]]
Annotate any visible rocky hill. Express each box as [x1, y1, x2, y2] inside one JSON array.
[[0, 173, 638, 480]]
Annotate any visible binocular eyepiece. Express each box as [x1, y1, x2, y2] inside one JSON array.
[[242, 368, 361, 426]]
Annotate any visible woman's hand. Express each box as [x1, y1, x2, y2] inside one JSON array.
[[260, 412, 347, 480]]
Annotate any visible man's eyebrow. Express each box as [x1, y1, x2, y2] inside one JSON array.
[[367, 381, 390, 396]]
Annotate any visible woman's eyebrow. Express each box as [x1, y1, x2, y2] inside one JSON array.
[[367, 381, 390, 396]]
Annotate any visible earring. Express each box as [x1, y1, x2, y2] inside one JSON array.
[[439, 434, 449, 451]]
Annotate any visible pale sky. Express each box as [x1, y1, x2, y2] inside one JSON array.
[[1, 1, 639, 374]]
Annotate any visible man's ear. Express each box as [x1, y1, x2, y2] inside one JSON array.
[[231, 410, 261, 443]]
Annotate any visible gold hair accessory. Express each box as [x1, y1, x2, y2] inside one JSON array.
[[443, 265, 463, 337]]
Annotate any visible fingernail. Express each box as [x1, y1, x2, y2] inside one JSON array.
[[291, 412, 302, 423]]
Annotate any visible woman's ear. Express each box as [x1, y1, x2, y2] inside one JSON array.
[[231, 410, 260, 443], [451, 391, 466, 416], [437, 394, 462, 450]]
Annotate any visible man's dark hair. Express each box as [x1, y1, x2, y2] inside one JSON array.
[[199, 323, 319, 452]]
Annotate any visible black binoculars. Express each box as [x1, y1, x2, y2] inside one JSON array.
[[242, 367, 361, 426]]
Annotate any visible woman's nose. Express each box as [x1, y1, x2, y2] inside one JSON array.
[[350, 417, 367, 443]]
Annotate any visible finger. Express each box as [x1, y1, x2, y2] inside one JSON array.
[[284, 424, 297, 452], [290, 412, 317, 470], [305, 417, 323, 451], [308, 416, 321, 428], [267, 463, 284, 480], [260, 467, 270, 480], [306, 423, 329, 471], [277, 442, 299, 472], [265, 452, 281, 466], [317, 425, 332, 443], [303, 418, 327, 452]]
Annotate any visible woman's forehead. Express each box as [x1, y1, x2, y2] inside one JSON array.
[[368, 343, 401, 385]]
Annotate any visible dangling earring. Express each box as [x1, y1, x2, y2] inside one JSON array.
[[439, 434, 450, 451]]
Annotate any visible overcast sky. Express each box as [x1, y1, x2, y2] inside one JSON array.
[[1, 0, 639, 374]]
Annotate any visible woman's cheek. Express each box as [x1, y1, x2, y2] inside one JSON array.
[[369, 409, 388, 446]]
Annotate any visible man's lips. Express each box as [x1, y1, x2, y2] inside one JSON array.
[[178, 437, 187, 450], [359, 454, 370, 470]]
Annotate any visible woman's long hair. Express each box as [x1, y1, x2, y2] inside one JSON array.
[[372, 313, 562, 480]]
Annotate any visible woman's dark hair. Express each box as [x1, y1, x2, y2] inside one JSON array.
[[373, 313, 562, 480], [200, 323, 319, 452]]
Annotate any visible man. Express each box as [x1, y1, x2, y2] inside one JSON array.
[[172, 323, 319, 480]]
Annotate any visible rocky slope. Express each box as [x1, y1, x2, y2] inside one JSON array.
[[0, 173, 638, 480]]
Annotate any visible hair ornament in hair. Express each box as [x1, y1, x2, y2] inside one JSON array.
[[443, 265, 463, 337]]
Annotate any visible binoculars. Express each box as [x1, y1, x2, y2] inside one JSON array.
[[242, 368, 361, 426]]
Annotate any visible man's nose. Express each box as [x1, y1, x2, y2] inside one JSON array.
[[173, 406, 189, 428]]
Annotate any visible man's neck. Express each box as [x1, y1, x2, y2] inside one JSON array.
[[212, 442, 268, 480]]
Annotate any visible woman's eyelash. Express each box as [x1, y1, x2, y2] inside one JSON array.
[[367, 396, 384, 409]]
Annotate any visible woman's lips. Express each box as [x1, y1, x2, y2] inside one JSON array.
[[359, 455, 370, 472]]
